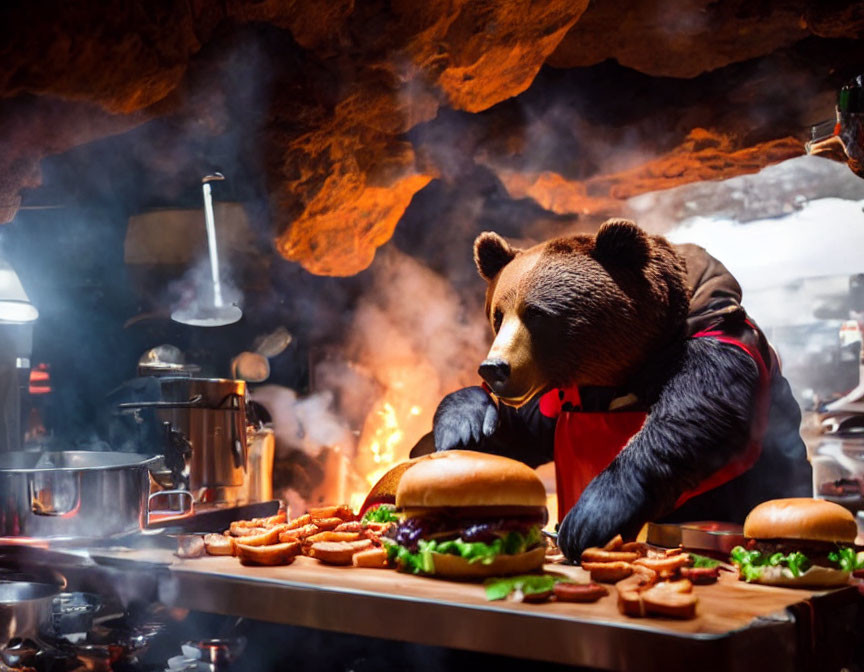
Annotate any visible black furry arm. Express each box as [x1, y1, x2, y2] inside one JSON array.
[[482, 396, 556, 468], [433, 386, 555, 468], [557, 337, 759, 560]]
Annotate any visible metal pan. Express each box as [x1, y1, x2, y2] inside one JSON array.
[[646, 521, 745, 554]]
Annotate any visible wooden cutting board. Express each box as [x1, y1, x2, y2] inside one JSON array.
[[160, 552, 828, 635], [98, 548, 856, 670]]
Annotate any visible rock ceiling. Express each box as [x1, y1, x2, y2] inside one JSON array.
[[2, 0, 863, 275]]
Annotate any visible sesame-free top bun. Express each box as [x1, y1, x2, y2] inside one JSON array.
[[395, 450, 547, 509], [744, 498, 857, 543]]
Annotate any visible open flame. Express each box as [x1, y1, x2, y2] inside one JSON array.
[[348, 364, 438, 512], [320, 247, 487, 514]]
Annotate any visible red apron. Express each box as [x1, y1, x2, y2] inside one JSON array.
[[547, 327, 772, 523]]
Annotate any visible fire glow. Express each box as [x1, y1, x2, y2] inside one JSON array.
[[315, 248, 488, 514], [348, 366, 434, 512]]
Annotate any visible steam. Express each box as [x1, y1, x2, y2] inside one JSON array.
[[295, 248, 486, 477], [345, 247, 487, 395], [251, 386, 354, 460]]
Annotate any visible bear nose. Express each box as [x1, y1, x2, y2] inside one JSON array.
[[478, 358, 511, 387]]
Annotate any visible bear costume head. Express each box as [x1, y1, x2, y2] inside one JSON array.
[[473, 219, 691, 405]]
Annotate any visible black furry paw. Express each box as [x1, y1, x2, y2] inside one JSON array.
[[433, 386, 499, 451], [557, 479, 647, 562]]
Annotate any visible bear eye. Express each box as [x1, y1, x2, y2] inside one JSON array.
[[522, 304, 551, 325], [492, 308, 503, 333]]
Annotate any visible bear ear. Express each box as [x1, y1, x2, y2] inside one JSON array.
[[474, 232, 517, 281], [593, 218, 651, 268]]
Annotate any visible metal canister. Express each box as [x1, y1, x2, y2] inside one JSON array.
[[244, 426, 274, 503]]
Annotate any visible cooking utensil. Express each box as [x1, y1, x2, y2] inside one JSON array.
[[0, 582, 59, 646], [0, 451, 192, 540], [74, 620, 163, 670], [244, 426, 274, 503], [137, 345, 201, 378], [146, 499, 278, 533], [171, 173, 242, 328]]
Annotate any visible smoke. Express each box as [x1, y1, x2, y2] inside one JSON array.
[[250, 243, 490, 503], [251, 386, 354, 460], [346, 248, 487, 391], [310, 246, 488, 475]]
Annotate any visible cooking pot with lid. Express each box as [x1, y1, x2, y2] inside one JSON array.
[[113, 377, 248, 505]]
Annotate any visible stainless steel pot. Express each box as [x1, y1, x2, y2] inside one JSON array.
[[116, 377, 248, 505], [0, 451, 191, 539], [0, 582, 59, 646]]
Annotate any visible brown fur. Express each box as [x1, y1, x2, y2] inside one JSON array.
[[474, 220, 690, 393]]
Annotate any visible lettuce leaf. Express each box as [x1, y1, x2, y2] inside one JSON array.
[[483, 574, 568, 601], [388, 527, 543, 575], [827, 547, 864, 572], [689, 553, 721, 568], [730, 546, 811, 580], [362, 504, 399, 524], [731, 543, 863, 582]]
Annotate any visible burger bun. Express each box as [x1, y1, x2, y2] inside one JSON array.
[[396, 450, 547, 509], [743, 498, 857, 543]]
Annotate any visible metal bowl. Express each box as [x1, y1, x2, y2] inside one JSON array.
[[0, 581, 59, 646]]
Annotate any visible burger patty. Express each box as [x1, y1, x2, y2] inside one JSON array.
[[392, 510, 546, 551], [745, 538, 853, 568]]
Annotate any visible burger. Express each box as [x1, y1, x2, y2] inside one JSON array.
[[730, 498, 863, 587], [387, 450, 548, 579]]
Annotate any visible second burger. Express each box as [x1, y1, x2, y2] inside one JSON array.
[[387, 450, 548, 578]]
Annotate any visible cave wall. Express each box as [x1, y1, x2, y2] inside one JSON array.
[[2, 0, 864, 275]]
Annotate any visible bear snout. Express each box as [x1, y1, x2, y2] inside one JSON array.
[[478, 358, 511, 389]]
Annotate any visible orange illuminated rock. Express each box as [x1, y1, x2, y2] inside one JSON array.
[[0, 0, 857, 273], [548, 0, 807, 78], [494, 130, 805, 218], [430, 1, 588, 113], [495, 170, 624, 219], [276, 170, 434, 276]]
